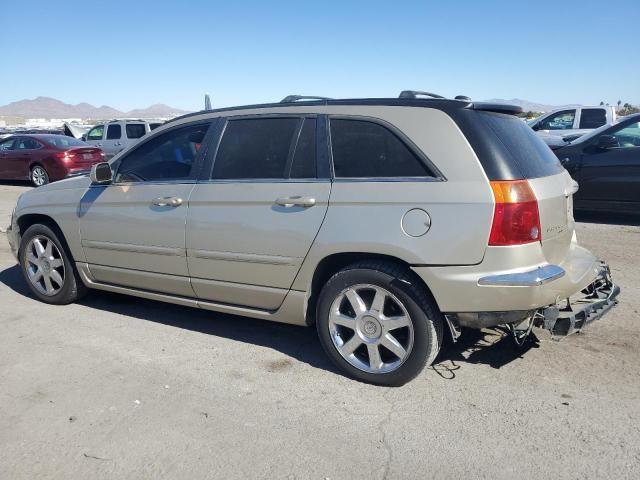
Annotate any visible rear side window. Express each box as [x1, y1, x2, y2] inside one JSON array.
[[467, 111, 564, 179], [330, 119, 433, 178], [579, 109, 607, 129], [106, 124, 122, 140], [126, 123, 147, 139], [16, 138, 42, 150], [212, 118, 299, 179]]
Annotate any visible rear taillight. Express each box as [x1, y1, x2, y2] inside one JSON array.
[[55, 151, 74, 162], [488, 180, 541, 246]]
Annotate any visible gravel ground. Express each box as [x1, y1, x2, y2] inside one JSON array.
[[1, 182, 639, 479]]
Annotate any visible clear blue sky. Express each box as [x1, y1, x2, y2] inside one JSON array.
[[1, 0, 638, 111]]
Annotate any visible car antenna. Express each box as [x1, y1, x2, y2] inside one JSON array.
[[204, 93, 212, 111]]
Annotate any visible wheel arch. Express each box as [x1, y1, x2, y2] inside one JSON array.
[[16, 213, 75, 262], [304, 252, 439, 326]]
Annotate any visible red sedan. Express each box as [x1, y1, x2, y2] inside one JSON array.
[[0, 134, 104, 186]]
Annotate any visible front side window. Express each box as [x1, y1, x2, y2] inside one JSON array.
[[330, 119, 433, 178], [0, 138, 16, 151], [538, 110, 576, 130], [609, 121, 640, 148], [579, 109, 607, 129], [106, 124, 122, 140], [115, 123, 209, 183], [212, 118, 299, 179], [87, 125, 104, 141], [126, 123, 147, 139]]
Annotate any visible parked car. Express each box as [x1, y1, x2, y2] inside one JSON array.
[[553, 113, 640, 214], [83, 120, 153, 159], [529, 105, 616, 140], [0, 134, 104, 186], [5, 92, 619, 386]]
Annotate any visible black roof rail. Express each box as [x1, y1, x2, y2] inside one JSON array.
[[280, 95, 332, 103], [399, 90, 446, 99]]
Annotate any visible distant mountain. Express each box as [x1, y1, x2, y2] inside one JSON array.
[[0, 96, 189, 119], [485, 98, 582, 113]]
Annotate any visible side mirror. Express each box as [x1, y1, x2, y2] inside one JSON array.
[[597, 134, 618, 149], [90, 162, 113, 184], [531, 122, 541, 131]]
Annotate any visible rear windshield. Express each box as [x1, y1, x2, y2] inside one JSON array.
[[43, 136, 86, 148], [452, 110, 564, 180]]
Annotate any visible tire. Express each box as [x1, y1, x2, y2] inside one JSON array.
[[19, 224, 88, 305], [316, 260, 443, 386], [30, 165, 49, 187]]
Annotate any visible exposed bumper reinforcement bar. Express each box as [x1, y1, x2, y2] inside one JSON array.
[[478, 264, 565, 287], [539, 262, 620, 337]]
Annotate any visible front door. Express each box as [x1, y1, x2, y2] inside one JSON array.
[[578, 120, 640, 208], [79, 121, 213, 296], [0, 137, 18, 179], [186, 116, 330, 310]]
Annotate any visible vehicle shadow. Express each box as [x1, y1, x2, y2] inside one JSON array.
[[575, 211, 640, 227], [0, 263, 537, 380], [431, 328, 540, 379]]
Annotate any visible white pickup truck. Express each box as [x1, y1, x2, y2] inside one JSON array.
[[83, 120, 162, 159], [528, 106, 616, 140]]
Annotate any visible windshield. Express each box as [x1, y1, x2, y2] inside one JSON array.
[[43, 136, 87, 148]]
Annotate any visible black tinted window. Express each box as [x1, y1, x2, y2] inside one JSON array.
[[579, 109, 607, 129], [126, 123, 147, 139], [330, 119, 432, 178], [115, 123, 209, 182], [290, 118, 317, 178], [212, 118, 298, 179], [474, 111, 563, 179], [107, 124, 122, 140]]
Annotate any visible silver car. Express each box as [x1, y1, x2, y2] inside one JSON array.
[[5, 92, 620, 386]]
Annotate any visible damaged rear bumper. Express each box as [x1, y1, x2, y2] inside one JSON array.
[[539, 262, 620, 336]]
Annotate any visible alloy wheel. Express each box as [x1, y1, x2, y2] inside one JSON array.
[[23, 235, 65, 296], [31, 167, 48, 186], [328, 284, 414, 374]]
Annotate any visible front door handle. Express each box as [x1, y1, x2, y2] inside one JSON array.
[[152, 196, 183, 207], [275, 196, 316, 208]]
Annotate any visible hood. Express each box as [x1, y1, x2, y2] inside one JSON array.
[[32, 175, 92, 193]]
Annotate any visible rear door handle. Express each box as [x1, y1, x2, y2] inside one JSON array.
[[275, 196, 316, 208], [152, 196, 183, 207]]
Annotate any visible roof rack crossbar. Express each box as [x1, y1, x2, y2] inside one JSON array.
[[398, 90, 446, 99], [280, 95, 332, 103]]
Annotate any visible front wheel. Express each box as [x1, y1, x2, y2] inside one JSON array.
[[316, 261, 443, 386], [19, 224, 87, 304], [30, 165, 49, 187]]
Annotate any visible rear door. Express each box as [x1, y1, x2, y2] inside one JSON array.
[[577, 119, 640, 206], [186, 115, 330, 310], [14, 137, 45, 179]]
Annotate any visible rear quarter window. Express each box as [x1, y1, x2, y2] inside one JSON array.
[[455, 110, 564, 180]]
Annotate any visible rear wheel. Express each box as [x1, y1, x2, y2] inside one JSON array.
[[19, 224, 87, 304], [30, 165, 49, 187], [316, 261, 443, 386]]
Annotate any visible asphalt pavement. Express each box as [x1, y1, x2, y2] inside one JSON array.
[[1, 182, 639, 479]]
